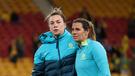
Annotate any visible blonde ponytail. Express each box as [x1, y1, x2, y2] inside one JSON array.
[[88, 21, 96, 40]]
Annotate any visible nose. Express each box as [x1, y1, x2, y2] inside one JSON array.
[[53, 22, 58, 28], [72, 30, 76, 35], [53, 25, 58, 28]]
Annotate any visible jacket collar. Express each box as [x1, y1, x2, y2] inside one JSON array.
[[77, 39, 89, 47], [39, 29, 68, 44], [81, 39, 89, 46], [52, 29, 68, 39]]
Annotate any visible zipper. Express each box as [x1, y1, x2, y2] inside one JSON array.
[[56, 36, 62, 76]]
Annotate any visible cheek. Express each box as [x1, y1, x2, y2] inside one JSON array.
[[49, 25, 53, 28], [49, 26, 53, 30], [72, 30, 81, 35], [60, 24, 66, 29], [78, 31, 83, 35], [49, 26, 54, 32]]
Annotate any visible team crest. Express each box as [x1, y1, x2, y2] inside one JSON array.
[[68, 43, 74, 48], [80, 53, 86, 60]]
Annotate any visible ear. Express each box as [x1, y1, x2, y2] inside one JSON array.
[[87, 29, 91, 36], [84, 31, 88, 36]]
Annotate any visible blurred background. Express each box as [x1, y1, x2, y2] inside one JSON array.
[[0, 0, 135, 76]]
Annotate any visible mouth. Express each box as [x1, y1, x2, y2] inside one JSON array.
[[73, 36, 78, 40], [53, 29, 59, 32]]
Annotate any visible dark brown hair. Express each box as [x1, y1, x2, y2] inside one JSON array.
[[73, 18, 96, 40]]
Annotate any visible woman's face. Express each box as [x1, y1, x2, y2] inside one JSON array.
[[72, 22, 89, 41], [48, 15, 66, 36]]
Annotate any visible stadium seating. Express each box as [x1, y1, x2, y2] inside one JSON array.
[[0, 57, 33, 76], [53, 0, 134, 18], [0, 0, 135, 76]]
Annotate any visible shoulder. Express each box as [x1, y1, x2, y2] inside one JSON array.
[[64, 30, 72, 38], [39, 31, 52, 39], [62, 30, 78, 49], [34, 44, 48, 64], [62, 30, 74, 41], [65, 31, 76, 43], [39, 31, 55, 43], [34, 44, 47, 57], [89, 40, 104, 49], [89, 40, 107, 56]]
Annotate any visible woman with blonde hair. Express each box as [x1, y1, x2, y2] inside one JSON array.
[[32, 8, 78, 76]]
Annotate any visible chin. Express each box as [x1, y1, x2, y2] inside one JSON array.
[[74, 39, 78, 41], [54, 33, 60, 36], [73, 37, 78, 41]]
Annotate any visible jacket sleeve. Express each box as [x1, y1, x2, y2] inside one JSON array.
[[91, 42, 111, 76], [32, 63, 45, 76], [32, 45, 45, 76]]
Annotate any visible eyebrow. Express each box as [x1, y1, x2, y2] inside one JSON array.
[[56, 19, 60, 21], [50, 19, 60, 22], [50, 21, 54, 23]]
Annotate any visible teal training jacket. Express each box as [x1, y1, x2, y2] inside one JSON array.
[[32, 30, 78, 76], [75, 39, 111, 76]]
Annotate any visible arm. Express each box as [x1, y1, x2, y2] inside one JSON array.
[[32, 45, 45, 76], [32, 63, 45, 76], [92, 42, 111, 76]]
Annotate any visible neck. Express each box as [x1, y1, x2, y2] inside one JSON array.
[[77, 39, 88, 46]]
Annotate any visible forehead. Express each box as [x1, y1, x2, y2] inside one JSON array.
[[48, 15, 63, 22], [72, 22, 83, 28]]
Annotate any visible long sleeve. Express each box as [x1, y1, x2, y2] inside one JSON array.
[[92, 42, 111, 76], [32, 63, 45, 76], [32, 45, 45, 76]]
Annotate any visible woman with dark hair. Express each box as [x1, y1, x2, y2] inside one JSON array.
[[71, 18, 111, 76]]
